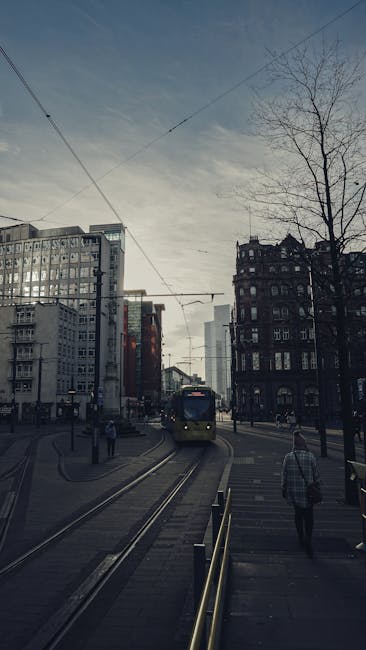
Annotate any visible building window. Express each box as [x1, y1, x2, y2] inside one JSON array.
[[249, 267, 256, 274], [277, 386, 293, 406], [304, 387, 319, 407], [273, 327, 281, 341], [251, 306, 257, 321], [239, 287, 244, 296], [252, 351, 260, 370], [281, 306, 289, 319], [275, 352, 291, 370], [250, 285, 257, 297], [283, 327, 290, 340], [273, 306, 281, 320], [281, 285, 288, 296], [297, 284, 305, 295], [302, 351, 317, 370], [251, 327, 259, 343], [240, 307, 245, 321], [249, 249, 255, 259], [271, 285, 279, 296], [283, 352, 291, 370], [241, 353, 246, 371]]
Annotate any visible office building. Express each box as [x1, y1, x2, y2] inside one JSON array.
[[204, 304, 231, 406], [124, 291, 164, 414], [0, 221, 125, 419]]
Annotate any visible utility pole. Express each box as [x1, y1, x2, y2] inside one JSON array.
[[68, 379, 76, 451], [11, 326, 17, 434]]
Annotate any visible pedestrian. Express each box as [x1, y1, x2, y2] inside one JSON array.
[[143, 414, 148, 427], [352, 411, 362, 442], [105, 419, 117, 457], [281, 429, 321, 558], [275, 413, 281, 430], [287, 411, 297, 433]]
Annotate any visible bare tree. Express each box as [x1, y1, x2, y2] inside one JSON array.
[[248, 41, 366, 504]]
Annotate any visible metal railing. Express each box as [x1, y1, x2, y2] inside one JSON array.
[[188, 488, 232, 650]]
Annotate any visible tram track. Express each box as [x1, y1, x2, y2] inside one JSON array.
[[25, 459, 200, 650], [0, 448, 178, 577], [0, 442, 212, 650], [0, 428, 173, 560]]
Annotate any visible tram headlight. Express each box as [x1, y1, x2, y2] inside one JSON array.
[[206, 425, 211, 430], [184, 424, 188, 430]]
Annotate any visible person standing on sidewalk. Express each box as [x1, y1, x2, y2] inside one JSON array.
[[105, 420, 117, 457], [281, 429, 321, 558]]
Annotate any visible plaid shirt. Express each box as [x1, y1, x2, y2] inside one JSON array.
[[281, 449, 321, 508]]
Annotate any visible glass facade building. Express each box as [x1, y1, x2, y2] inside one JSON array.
[[0, 222, 125, 419]]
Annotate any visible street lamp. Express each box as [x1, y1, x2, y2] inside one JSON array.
[[68, 383, 77, 451]]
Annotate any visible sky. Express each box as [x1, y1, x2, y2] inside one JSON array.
[[1, 0, 366, 378]]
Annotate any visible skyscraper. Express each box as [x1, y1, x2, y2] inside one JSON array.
[[204, 304, 231, 405]]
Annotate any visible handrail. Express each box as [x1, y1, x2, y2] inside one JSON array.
[[188, 488, 232, 650], [207, 513, 232, 650]]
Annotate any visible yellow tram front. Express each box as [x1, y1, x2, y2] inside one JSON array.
[[170, 385, 216, 442]]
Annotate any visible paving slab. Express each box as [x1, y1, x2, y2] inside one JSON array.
[[220, 425, 366, 650]]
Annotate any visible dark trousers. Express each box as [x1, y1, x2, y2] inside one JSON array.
[[294, 505, 313, 541], [107, 438, 115, 457]]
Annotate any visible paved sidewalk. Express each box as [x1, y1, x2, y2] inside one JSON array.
[[220, 425, 366, 650]]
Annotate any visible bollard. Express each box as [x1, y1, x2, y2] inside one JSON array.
[[217, 490, 225, 513], [193, 544, 206, 613], [212, 503, 222, 550]]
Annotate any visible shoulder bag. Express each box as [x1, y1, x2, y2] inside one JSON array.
[[294, 452, 322, 505]]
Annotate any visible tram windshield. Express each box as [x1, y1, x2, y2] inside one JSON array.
[[182, 392, 211, 421]]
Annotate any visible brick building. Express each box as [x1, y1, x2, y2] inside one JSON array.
[[231, 235, 366, 425]]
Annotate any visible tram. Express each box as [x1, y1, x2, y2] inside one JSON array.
[[162, 385, 216, 442]]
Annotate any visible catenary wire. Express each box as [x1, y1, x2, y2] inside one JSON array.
[[26, 0, 366, 224], [1, 0, 364, 359]]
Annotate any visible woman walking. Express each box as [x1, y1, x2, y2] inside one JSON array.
[[281, 429, 321, 558]]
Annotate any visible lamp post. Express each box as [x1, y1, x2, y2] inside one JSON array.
[[68, 383, 76, 451]]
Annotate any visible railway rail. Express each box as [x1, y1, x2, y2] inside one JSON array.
[[0, 438, 224, 650]]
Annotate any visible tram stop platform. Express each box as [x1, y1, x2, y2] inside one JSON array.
[[219, 424, 366, 650]]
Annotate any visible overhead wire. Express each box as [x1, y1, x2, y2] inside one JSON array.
[[0, 44, 194, 340], [21, 0, 366, 224], [1, 0, 364, 365]]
